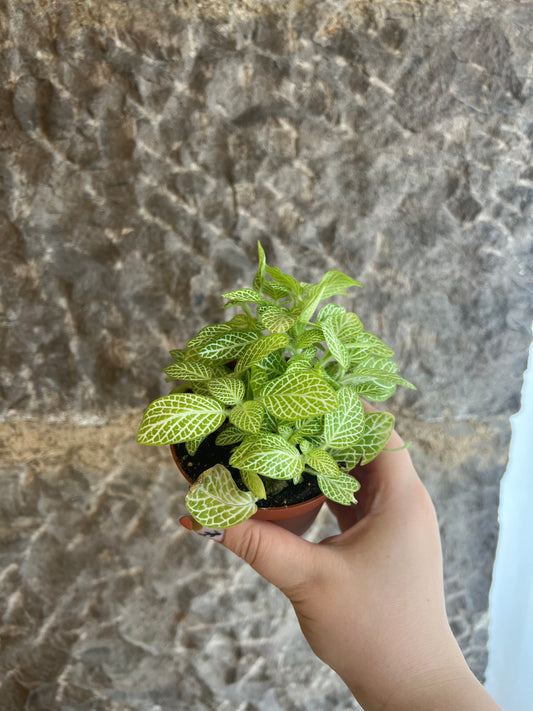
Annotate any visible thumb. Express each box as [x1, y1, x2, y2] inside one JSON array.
[[180, 516, 318, 596]]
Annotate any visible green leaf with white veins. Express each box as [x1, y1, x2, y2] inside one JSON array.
[[317, 471, 361, 506], [294, 416, 324, 437], [261, 371, 338, 421], [169, 348, 186, 363], [329, 447, 359, 472], [230, 434, 303, 480], [215, 425, 245, 446], [260, 306, 299, 334], [356, 356, 399, 373], [137, 393, 226, 445], [295, 327, 324, 349], [187, 323, 232, 349], [263, 280, 292, 299], [356, 412, 395, 465], [253, 241, 267, 291], [229, 400, 265, 434], [255, 350, 287, 377], [355, 332, 394, 357], [350, 369, 416, 390], [349, 380, 396, 403], [190, 381, 212, 398], [317, 303, 346, 323], [312, 270, 361, 300], [331, 312, 363, 344], [321, 319, 350, 368], [305, 449, 341, 478], [285, 359, 313, 375], [265, 265, 302, 296], [226, 313, 256, 330], [185, 464, 258, 529], [207, 376, 246, 405], [163, 361, 214, 381], [198, 331, 260, 363], [185, 437, 205, 456], [324, 387, 365, 448], [235, 333, 289, 375], [299, 285, 327, 323], [249, 365, 268, 396], [222, 288, 268, 305], [241, 470, 267, 499], [300, 272, 361, 323]]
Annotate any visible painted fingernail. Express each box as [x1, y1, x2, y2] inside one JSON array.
[[179, 516, 225, 542], [179, 516, 194, 531]]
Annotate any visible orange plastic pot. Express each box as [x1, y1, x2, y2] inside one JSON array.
[[171, 444, 326, 536]]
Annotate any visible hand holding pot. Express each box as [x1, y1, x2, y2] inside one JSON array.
[[181, 423, 501, 711]]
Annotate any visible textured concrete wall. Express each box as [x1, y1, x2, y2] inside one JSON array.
[[1, 1, 532, 709]]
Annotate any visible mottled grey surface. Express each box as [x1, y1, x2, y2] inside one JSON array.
[[1, 0, 532, 709]]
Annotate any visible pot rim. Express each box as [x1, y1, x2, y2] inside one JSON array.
[[170, 443, 326, 513]]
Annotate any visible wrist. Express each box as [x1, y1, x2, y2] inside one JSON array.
[[348, 651, 502, 711]]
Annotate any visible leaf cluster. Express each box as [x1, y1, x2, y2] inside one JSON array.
[[137, 243, 416, 528]]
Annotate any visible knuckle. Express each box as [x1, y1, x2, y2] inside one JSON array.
[[233, 525, 264, 570]]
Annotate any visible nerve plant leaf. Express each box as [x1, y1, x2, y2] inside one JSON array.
[[229, 400, 265, 434], [187, 323, 233, 349], [321, 319, 350, 368], [235, 333, 290, 374], [198, 330, 260, 363], [265, 265, 302, 296], [350, 369, 416, 390], [330, 312, 364, 344], [222, 288, 268, 305], [226, 313, 256, 330], [324, 387, 365, 447], [163, 361, 214, 381], [185, 437, 205, 456], [137, 393, 226, 445], [185, 464, 258, 529], [294, 416, 324, 437], [260, 371, 338, 420], [317, 471, 361, 506], [229, 434, 303, 480], [241, 470, 267, 499], [316, 303, 346, 322], [253, 240, 267, 292], [358, 412, 395, 464], [312, 270, 361, 300], [295, 327, 324, 349], [299, 271, 361, 323], [262, 280, 292, 300], [249, 364, 268, 395], [215, 425, 246, 446], [207, 376, 246, 405], [259, 306, 299, 334], [331, 412, 395, 468], [355, 331, 394, 357], [305, 449, 342, 478], [254, 350, 287, 377]]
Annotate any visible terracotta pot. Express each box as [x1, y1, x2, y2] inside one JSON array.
[[171, 444, 326, 536]]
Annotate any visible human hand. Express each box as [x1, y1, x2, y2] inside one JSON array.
[[180, 416, 501, 711]]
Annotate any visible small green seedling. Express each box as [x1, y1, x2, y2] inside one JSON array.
[[137, 242, 415, 528]]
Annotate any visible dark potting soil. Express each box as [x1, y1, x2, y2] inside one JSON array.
[[173, 432, 322, 508]]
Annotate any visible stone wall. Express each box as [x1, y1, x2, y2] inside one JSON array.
[[1, 1, 532, 709]]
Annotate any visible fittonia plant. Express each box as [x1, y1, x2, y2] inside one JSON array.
[[137, 242, 415, 529]]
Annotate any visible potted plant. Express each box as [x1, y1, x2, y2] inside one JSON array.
[[137, 242, 415, 535]]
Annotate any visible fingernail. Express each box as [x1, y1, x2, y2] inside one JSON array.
[[179, 516, 225, 542], [179, 516, 194, 531]]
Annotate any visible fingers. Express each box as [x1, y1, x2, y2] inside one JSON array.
[[181, 515, 321, 597]]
